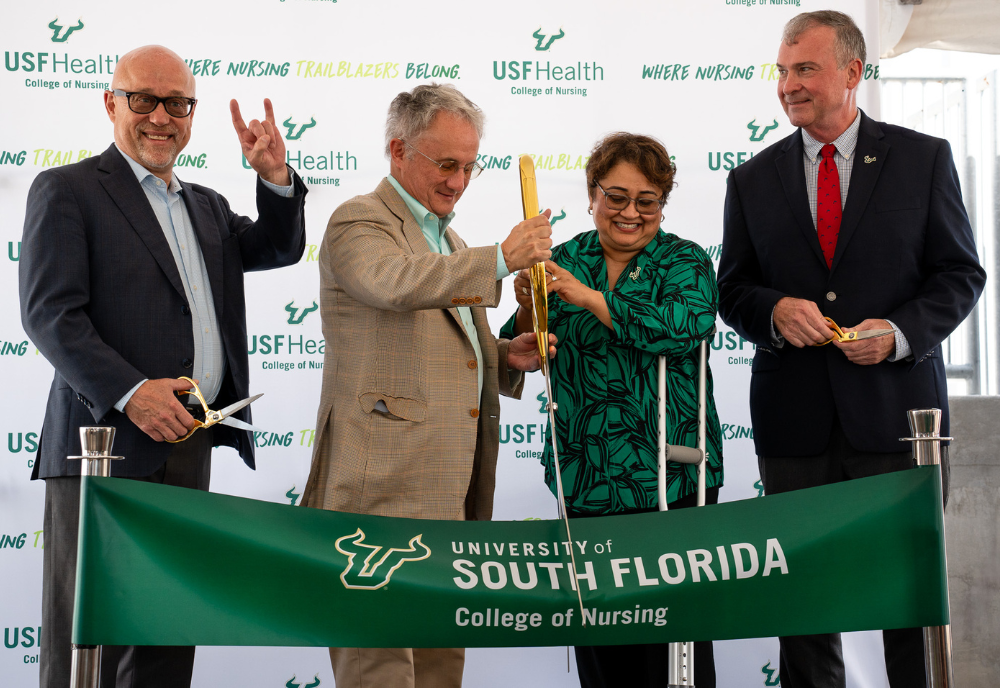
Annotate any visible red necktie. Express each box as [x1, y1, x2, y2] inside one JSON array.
[[816, 143, 841, 269]]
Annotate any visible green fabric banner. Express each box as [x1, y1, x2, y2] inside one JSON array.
[[73, 466, 948, 647]]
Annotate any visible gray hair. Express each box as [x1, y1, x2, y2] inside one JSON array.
[[782, 11, 866, 68], [384, 83, 485, 157]]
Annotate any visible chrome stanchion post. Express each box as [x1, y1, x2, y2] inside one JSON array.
[[901, 409, 954, 688], [67, 427, 123, 688]]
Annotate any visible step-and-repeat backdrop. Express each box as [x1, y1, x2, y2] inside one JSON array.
[[1, 1, 885, 686]]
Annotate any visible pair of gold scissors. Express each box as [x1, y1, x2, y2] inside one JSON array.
[[814, 317, 895, 346], [168, 376, 264, 443]]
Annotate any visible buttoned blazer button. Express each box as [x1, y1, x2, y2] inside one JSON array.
[[826, 291, 837, 301], [182, 358, 193, 369], [181, 305, 191, 315], [468, 360, 477, 369], [473, 296, 482, 304], [470, 408, 479, 418], [451, 298, 459, 304]]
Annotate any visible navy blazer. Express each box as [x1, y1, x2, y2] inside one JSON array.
[[718, 112, 985, 456], [20, 144, 307, 478]]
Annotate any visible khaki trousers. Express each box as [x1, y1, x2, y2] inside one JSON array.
[[329, 647, 465, 688]]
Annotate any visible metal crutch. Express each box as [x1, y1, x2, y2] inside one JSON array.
[[68, 426, 124, 688], [658, 334, 712, 687]]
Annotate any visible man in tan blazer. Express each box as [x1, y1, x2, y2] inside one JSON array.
[[302, 84, 554, 687]]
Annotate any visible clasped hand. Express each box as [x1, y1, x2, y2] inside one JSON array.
[[773, 297, 895, 365]]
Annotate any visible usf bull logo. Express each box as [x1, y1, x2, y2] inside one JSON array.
[[49, 17, 84, 43], [282, 116, 317, 141], [285, 300, 318, 325], [747, 118, 779, 143], [761, 660, 781, 686], [532, 27, 565, 51], [335, 529, 431, 590], [285, 675, 320, 688]]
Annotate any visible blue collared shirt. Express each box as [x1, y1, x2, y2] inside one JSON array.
[[386, 175, 509, 402], [114, 147, 293, 410]]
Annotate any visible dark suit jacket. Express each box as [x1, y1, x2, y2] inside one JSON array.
[[718, 112, 985, 457], [20, 144, 307, 479]]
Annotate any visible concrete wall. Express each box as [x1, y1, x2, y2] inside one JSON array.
[[945, 395, 1000, 686]]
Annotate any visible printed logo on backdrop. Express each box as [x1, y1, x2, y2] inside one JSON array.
[[532, 28, 565, 52], [747, 118, 779, 142], [710, 328, 755, 367], [8, 432, 39, 471], [48, 17, 84, 43], [492, 27, 600, 99], [754, 480, 765, 498], [709, 118, 781, 172], [285, 300, 318, 325], [336, 529, 431, 590], [761, 660, 781, 686], [7, 25, 113, 91], [286, 486, 301, 506], [282, 116, 317, 141], [248, 301, 324, 372], [4, 626, 40, 656], [286, 676, 320, 688]]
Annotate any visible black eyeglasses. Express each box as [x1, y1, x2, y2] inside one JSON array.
[[108, 89, 198, 118], [595, 181, 664, 216], [404, 141, 484, 180]]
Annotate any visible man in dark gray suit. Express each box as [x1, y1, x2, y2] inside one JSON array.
[[19, 45, 307, 687]]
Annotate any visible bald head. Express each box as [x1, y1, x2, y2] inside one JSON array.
[[104, 44, 197, 183], [112, 45, 195, 95]]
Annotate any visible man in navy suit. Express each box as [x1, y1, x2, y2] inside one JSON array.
[[718, 11, 985, 688], [19, 45, 306, 688]]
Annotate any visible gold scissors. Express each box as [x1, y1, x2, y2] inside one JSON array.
[[168, 376, 264, 443], [814, 317, 895, 346]]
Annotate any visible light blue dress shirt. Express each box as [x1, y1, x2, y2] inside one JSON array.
[[386, 175, 509, 402], [114, 147, 293, 410]]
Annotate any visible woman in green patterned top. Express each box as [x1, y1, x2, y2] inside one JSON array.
[[500, 132, 723, 688]]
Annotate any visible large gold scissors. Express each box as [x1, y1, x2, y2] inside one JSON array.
[[168, 376, 264, 443], [814, 317, 894, 346]]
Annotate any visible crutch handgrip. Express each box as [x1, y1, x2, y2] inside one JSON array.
[[664, 445, 704, 465]]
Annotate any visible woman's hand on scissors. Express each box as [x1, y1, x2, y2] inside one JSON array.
[[124, 378, 197, 442]]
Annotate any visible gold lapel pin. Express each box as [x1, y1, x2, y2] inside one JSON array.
[[864, 155, 876, 163], [630, 265, 642, 281]]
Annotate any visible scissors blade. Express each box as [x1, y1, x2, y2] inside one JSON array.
[[219, 416, 266, 433], [217, 393, 264, 420], [851, 329, 895, 341]]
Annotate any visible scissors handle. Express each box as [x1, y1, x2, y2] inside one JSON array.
[[814, 317, 852, 346], [167, 377, 210, 443]]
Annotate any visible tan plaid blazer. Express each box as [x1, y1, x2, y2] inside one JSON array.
[[302, 179, 524, 521]]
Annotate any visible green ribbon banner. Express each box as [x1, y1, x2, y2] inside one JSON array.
[[73, 466, 948, 648]]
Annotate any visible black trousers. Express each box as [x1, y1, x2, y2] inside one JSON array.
[[40, 429, 212, 688], [759, 417, 948, 688], [569, 487, 720, 688]]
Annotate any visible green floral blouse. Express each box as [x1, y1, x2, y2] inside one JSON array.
[[500, 228, 723, 515]]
